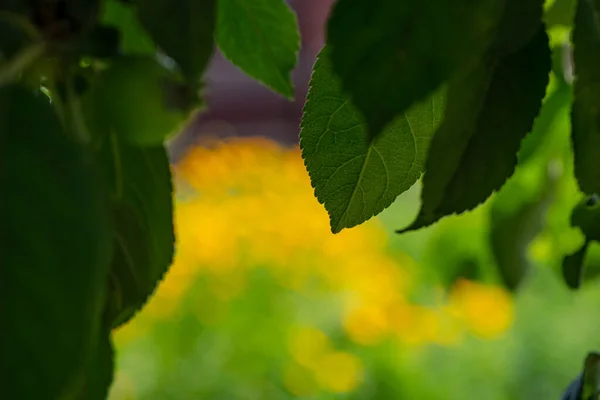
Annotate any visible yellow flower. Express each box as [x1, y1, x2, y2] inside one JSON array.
[[448, 279, 514, 339], [287, 325, 332, 368], [313, 351, 364, 393], [282, 362, 318, 397], [343, 302, 390, 345]]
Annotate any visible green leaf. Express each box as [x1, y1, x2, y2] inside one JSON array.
[[517, 78, 572, 164], [101, 0, 156, 54], [96, 134, 175, 328], [563, 239, 590, 289], [490, 0, 546, 56], [571, 0, 600, 195], [398, 27, 551, 233], [91, 55, 195, 146], [489, 162, 556, 291], [300, 47, 445, 233], [136, 0, 216, 80], [76, 330, 115, 400], [326, 0, 505, 138], [561, 195, 600, 289], [216, 0, 300, 99], [1, 85, 112, 399]]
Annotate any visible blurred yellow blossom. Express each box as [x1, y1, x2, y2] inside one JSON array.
[[288, 325, 332, 368], [283, 362, 319, 397], [313, 351, 364, 393], [448, 279, 514, 339], [112, 137, 515, 398]]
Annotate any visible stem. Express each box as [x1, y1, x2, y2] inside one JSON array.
[[0, 42, 46, 86], [65, 74, 92, 144]]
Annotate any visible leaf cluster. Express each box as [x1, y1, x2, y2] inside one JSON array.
[[2, 0, 600, 397]]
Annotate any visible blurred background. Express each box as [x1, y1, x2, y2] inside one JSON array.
[[108, 1, 600, 399]]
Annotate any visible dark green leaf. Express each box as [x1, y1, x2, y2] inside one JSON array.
[[489, 163, 557, 291], [489, 0, 545, 56], [96, 134, 175, 328], [561, 194, 600, 289], [300, 47, 445, 233], [101, 0, 156, 54], [582, 352, 600, 399], [79, 25, 121, 59], [91, 55, 195, 146], [570, 194, 600, 241], [326, 0, 505, 138], [76, 329, 115, 400], [136, 0, 216, 80], [518, 79, 572, 164], [398, 27, 551, 233], [216, 0, 300, 99], [563, 239, 590, 289], [0, 14, 32, 61], [571, 0, 600, 195], [1, 85, 112, 399]]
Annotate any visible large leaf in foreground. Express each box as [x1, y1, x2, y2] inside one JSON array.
[[136, 0, 216, 80], [0, 85, 112, 399], [216, 0, 300, 99], [97, 134, 175, 328], [398, 27, 551, 233], [300, 47, 445, 233], [326, 0, 503, 138], [571, 0, 600, 194]]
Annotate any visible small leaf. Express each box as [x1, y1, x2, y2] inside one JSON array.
[[489, 163, 556, 291], [1, 85, 112, 399], [300, 47, 445, 233], [326, 0, 505, 138], [398, 27, 551, 233], [562, 239, 590, 289], [561, 194, 600, 289], [216, 0, 300, 99], [91, 55, 195, 146], [571, 0, 600, 195], [136, 0, 216, 80], [101, 0, 156, 54], [96, 134, 175, 328]]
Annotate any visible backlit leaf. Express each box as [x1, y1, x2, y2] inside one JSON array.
[[216, 0, 300, 99], [398, 27, 551, 233], [326, 0, 504, 138], [300, 47, 445, 233]]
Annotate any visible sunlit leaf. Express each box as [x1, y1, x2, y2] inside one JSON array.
[[300, 47, 444, 233], [216, 0, 300, 99], [136, 0, 216, 80], [571, 0, 600, 194], [1, 85, 112, 399], [398, 27, 551, 233], [326, 0, 504, 138]]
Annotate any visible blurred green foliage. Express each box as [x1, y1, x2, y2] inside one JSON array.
[[110, 66, 600, 397]]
